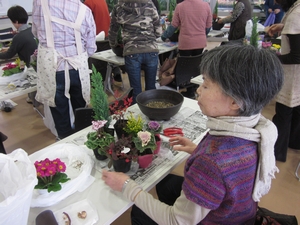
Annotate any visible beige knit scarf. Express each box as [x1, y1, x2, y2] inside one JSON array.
[[206, 114, 279, 202]]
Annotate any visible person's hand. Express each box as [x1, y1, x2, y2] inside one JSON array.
[[102, 169, 129, 192], [169, 136, 197, 154], [268, 8, 273, 13], [274, 9, 280, 14], [267, 23, 284, 37]]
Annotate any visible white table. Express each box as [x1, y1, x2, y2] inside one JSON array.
[[90, 42, 178, 95], [0, 67, 37, 102], [28, 97, 208, 225]]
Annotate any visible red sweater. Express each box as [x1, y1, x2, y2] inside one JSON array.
[[84, 0, 110, 36]]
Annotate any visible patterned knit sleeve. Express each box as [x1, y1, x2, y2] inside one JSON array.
[[222, 2, 245, 24], [182, 152, 226, 210]]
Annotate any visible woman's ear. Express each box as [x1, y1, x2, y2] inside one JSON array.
[[230, 99, 241, 111]]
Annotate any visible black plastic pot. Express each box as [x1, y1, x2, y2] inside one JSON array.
[[111, 45, 124, 57]]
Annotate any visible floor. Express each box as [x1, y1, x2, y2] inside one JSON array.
[[1, 58, 300, 224]]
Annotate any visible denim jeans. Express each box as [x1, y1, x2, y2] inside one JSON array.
[[125, 52, 158, 103], [50, 69, 86, 139]]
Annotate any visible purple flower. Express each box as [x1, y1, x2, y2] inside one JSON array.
[[147, 121, 161, 131]]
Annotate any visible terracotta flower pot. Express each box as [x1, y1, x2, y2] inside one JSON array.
[[153, 134, 162, 155], [113, 158, 132, 173]]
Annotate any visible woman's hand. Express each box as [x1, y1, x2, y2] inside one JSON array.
[[102, 169, 129, 192], [267, 23, 284, 37], [169, 136, 197, 154]]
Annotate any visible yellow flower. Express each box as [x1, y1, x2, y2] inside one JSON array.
[[272, 44, 281, 50]]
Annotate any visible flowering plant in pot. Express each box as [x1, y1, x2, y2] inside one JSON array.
[[1, 58, 25, 76], [107, 135, 138, 173], [146, 121, 163, 154], [34, 158, 70, 193], [110, 90, 133, 138], [84, 120, 115, 160], [133, 131, 157, 168]]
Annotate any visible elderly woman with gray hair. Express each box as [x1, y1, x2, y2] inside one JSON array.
[[102, 45, 283, 224]]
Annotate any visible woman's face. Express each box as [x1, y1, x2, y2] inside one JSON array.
[[196, 75, 240, 117]]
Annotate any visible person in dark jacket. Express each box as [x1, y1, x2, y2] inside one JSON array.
[[217, 0, 252, 41], [265, 0, 284, 24], [0, 5, 37, 67]]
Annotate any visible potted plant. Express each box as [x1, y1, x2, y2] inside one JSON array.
[[123, 112, 144, 137], [107, 135, 138, 172], [90, 65, 112, 135], [146, 121, 163, 154], [133, 131, 157, 168], [84, 120, 115, 160], [34, 158, 70, 193], [110, 90, 133, 138]]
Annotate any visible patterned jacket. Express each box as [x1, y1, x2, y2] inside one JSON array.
[[108, 0, 162, 56]]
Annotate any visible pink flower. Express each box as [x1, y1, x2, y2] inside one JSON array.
[[92, 120, 107, 131], [148, 121, 161, 131], [57, 161, 66, 172], [137, 131, 151, 147]]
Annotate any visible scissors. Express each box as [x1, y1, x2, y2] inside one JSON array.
[[163, 127, 184, 137]]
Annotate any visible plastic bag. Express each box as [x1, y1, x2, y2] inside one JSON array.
[[0, 66, 28, 85], [0, 149, 38, 225], [264, 12, 276, 27]]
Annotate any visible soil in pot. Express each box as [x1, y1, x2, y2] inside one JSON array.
[[93, 148, 108, 160], [113, 158, 132, 173]]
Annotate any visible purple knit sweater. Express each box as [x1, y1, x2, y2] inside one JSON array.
[[183, 134, 258, 224]]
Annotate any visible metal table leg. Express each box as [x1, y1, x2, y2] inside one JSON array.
[[295, 161, 300, 181]]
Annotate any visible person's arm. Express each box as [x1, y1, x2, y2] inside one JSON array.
[[0, 37, 18, 60], [108, 7, 121, 47], [169, 136, 197, 154], [161, 25, 177, 41], [278, 34, 300, 64], [124, 181, 211, 224], [152, 4, 162, 39], [218, 2, 245, 24], [83, 8, 97, 56]]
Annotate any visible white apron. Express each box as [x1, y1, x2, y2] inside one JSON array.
[[35, 0, 90, 107]]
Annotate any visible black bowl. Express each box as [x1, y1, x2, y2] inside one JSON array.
[[136, 89, 184, 120]]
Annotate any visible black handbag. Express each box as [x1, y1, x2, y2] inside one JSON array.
[[255, 207, 298, 225]]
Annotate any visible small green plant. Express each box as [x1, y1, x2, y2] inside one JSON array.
[[250, 17, 259, 48], [90, 65, 111, 126], [84, 120, 115, 155], [123, 113, 144, 137], [213, 1, 218, 20]]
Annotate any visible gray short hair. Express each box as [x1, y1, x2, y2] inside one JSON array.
[[200, 44, 283, 116]]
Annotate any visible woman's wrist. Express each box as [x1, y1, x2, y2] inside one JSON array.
[[122, 178, 131, 193]]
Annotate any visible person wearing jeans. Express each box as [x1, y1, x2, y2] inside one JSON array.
[[108, 0, 162, 103], [125, 53, 158, 103]]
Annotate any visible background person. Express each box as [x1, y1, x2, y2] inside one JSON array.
[[218, 0, 252, 41], [161, 0, 212, 98], [102, 45, 283, 224], [32, 0, 96, 139], [0, 5, 38, 104], [267, 0, 300, 162], [0, 5, 37, 67], [264, 0, 284, 25], [108, 0, 162, 103]]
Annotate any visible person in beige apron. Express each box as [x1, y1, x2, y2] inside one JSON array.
[[33, 0, 96, 139]]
